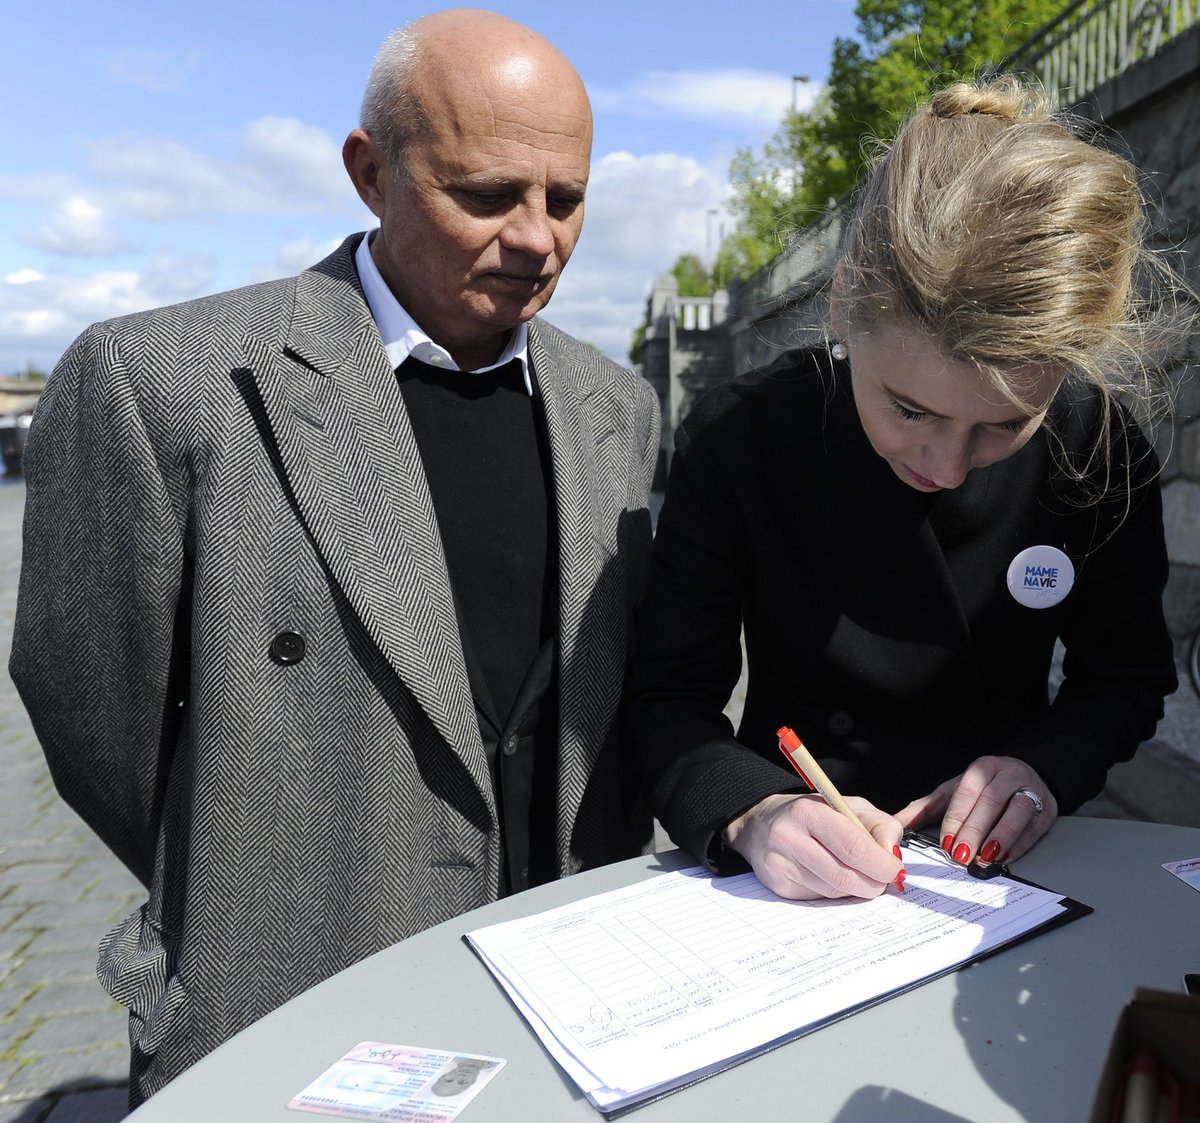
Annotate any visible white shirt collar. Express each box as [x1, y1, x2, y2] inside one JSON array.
[[354, 231, 533, 395]]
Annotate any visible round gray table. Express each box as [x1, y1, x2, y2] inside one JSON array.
[[128, 818, 1200, 1122]]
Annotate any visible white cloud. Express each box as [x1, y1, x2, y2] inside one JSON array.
[[0, 114, 356, 292], [0, 171, 84, 203], [138, 252, 219, 303], [22, 270, 163, 321], [30, 195, 129, 257], [0, 271, 83, 371], [1, 307, 69, 339], [0, 109, 358, 368], [89, 117, 351, 221], [594, 68, 819, 129], [98, 48, 206, 94], [545, 149, 731, 362], [242, 118, 350, 201], [0, 140, 733, 371], [0, 257, 218, 374], [248, 235, 347, 283]]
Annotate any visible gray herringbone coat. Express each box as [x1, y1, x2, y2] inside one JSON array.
[[9, 234, 659, 1102]]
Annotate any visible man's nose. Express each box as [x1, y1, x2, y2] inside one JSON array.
[[501, 203, 555, 257]]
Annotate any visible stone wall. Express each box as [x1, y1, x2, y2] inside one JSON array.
[[639, 274, 733, 476], [728, 283, 830, 376], [1075, 24, 1200, 651]]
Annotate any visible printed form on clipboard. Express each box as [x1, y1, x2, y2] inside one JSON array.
[[463, 833, 1090, 1118]]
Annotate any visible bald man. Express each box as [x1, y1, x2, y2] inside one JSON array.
[[11, 10, 659, 1104]]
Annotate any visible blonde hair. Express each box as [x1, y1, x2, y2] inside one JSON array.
[[835, 75, 1189, 433]]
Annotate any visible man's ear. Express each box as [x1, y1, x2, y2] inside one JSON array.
[[343, 129, 387, 218]]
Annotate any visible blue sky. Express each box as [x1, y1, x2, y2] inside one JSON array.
[[0, 1, 860, 372]]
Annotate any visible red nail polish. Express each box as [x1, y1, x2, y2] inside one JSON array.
[[941, 834, 955, 853], [953, 842, 971, 865], [892, 845, 903, 860], [981, 840, 1002, 863]]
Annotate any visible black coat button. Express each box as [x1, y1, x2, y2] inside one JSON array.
[[269, 631, 306, 665], [828, 710, 854, 735]]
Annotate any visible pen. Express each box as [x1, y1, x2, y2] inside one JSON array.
[[777, 725, 906, 893]]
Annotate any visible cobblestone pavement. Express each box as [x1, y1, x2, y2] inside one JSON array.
[[0, 482, 141, 1123], [3, 480, 1199, 1122]]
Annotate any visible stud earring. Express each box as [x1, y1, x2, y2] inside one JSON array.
[[830, 341, 849, 361]]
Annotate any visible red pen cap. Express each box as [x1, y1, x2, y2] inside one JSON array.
[[776, 726, 813, 788], [777, 726, 802, 752]]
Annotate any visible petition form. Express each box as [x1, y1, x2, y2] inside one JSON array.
[[465, 844, 1083, 1115]]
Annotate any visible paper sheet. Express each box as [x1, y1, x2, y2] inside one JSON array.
[[466, 844, 1070, 1109]]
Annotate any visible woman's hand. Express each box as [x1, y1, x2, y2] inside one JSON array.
[[894, 756, 1058, 865], [723, 793, 905, 900]]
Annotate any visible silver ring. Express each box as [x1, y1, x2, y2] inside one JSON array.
[[1013, 786, 1044, 816]]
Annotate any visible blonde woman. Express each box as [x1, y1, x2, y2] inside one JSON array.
[[626, 77, 1186, 902]]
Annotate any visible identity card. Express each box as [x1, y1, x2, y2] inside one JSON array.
[[288, 1041, 505, 1121]]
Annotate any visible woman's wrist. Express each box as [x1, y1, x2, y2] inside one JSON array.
[[722, 793, 797, 854]]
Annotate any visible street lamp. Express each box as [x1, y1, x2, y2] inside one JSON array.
[[790, 76, 812, 191], [706, 208, 719, 292], [792, 74, 811, 113]]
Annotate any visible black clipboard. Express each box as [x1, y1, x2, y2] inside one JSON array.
[[465, 835, 1093, 1118], [899, 828, 1093, 953]]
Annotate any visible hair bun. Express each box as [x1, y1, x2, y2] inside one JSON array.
[[929, 78, 1032, 123]]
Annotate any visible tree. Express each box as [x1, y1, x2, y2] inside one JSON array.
[[670, 252, 712, 297], [628, 322, 647, 365], [3, 362, 47, 381], [720, 0, 1062, 279], [721, 144, 804, 281]]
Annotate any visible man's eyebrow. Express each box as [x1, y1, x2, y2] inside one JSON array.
[[453, 173, 516, 187], [451, 173, 587, 194]]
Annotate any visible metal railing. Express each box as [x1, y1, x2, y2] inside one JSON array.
[[728, 206, 843, 318], [1005, 0, 1199, 105]]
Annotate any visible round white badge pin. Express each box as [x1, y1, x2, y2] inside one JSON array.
[[1006, 545, 1074, 609]]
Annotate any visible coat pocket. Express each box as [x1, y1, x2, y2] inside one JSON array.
[[98, 903, 189, 1059]]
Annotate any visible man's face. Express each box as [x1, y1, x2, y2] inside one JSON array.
[[365, 60, 591, 370], [431, 1064, 478, 1096]]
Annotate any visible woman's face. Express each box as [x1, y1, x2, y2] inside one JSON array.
[[845, 321, 1062, 492]]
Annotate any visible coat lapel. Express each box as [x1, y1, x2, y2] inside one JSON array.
[[235, 238, 488, 792], [529, 323, 622, 855]]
